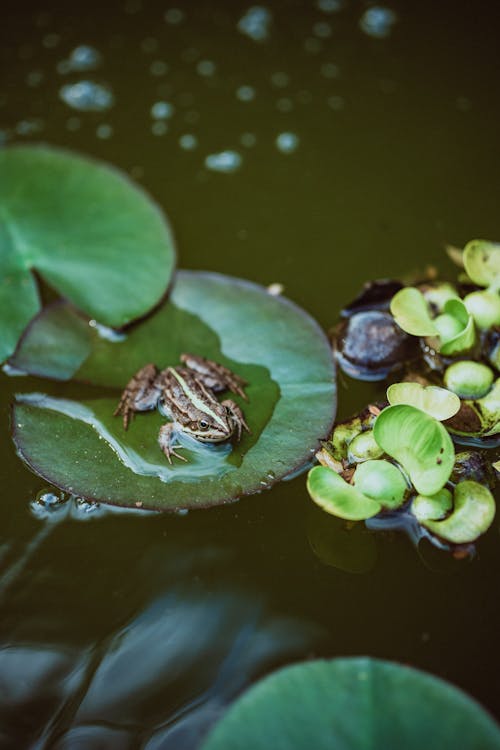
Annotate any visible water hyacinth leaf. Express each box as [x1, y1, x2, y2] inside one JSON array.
[[353, 459, 407, 509], [347, 430, 384, 463], [438, 299, 475, 355], [463, 240, 500, 288], [387, 382, 460, 421], [444, 361, 494, 400], [411, 488, 453, 522], [421, 481, 496, 544], [390, 287, 437, 337], [0, 145, 176, 362], [446, 380, 500, 439], [200, 658, 500, 750], [11, 272, 336, 510], [464, 290, 500, 330], [420, 282, 460, 313], [307, 466, 381, 521], [373, 405, 454, 496]]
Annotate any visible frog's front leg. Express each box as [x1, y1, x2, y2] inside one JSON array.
[[180, 353, 248, 400], [222, 399, 250, 441], [114, 363, 162, 430], [158, 423, 188, 464]]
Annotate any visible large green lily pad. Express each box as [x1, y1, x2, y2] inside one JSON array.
[[0, 145, 175, 362], [200, 658, 500, 750], [11, 272, 336, 510]]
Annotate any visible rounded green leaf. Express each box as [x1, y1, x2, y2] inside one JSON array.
[[438, 299, 476, 355], [444, 360, 494, 400], [422, 481, 496, 544], [200, 658, 500, 750], [347, 430, 384, 462], [412, 488, 453, 522], [353, 459, 407, 509], [464, 290, 500, 330], [307, 466, 381, 520], [421, 281, 460, 312], [373, 405, 454, 495], [390, 287, 437, 336], [0, 145, 176, 362], [387, 382, 460, 421], [463, 239, 500, 288], [11, 272, 336, 510]]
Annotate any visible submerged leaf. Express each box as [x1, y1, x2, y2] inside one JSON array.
[[373, 405, 454, 495], [11, 272, 336, 510], [201, 658, 500, 750], [387, 382, 460, 421], [0, 145, 176, 362]]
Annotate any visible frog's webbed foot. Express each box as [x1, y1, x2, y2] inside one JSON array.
[[114, 363, 161, 430], [222, 399, 251, 441], [158, 423, 188, 464], [180, 353, 248, 401]]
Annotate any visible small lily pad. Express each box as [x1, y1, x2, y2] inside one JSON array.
[[373, 405, 454, 496], [390, 287, 437, 337], [463, 239, 500, 289], [307, 466, 381, 520], [200, 658, 500, 750], [11, 272, 336, 510], [421, 480, 496, 544], [353, 459, 407, 509], [0, 145, 176, 362], [387, 382, 460, 421]]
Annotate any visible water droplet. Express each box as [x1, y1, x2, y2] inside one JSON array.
[[205, 150, 242, 173], [275, 131, 299, 153], [164, 8, 185, 24], [236, 85, 256, 102], [72, 497, 101, 516], [151, 100, 174, 119], [237, 6, 272, 43], [359, 6, 397, 38], [59, 81, 114, 112], [34, 490, 67, 509], [196, 59, 216, 77], [179, 133, 198, 150]]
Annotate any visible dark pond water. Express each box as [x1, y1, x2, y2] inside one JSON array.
[[1, 1, 500, 748]]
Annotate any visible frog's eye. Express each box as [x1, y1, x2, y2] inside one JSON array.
[[199, 419, 209, 431]]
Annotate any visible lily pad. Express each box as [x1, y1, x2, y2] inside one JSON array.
[[0, 145, 176, 362], [390, 287, 437, 337], [421, 481, 496, 544], [463, 239, 500, 289], [387, 382, 460, 421], [373, 405, 454, 495], [11, 272, 336, 510], [200, 658, 500, 750], [307, 466, 382, 520]]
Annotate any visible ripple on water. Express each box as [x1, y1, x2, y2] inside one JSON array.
[[59, 81, 114, 112]]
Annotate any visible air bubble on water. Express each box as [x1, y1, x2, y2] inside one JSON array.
[[237, 6, 272, 43], [276, 97, 293, 112], [30, 490, 69, 519], [276, 131, 299, 153], [236, 85, 256, 102], [205, 150, 242, 173], [26, 70, 44, 87], [15, 118, 44, 136], [327, 94, 345, 110], [66, 116, 81, 131], [165, 8, 185, 24], [150, 60, 168, 76], [321, 62, 339, 78], [317, 0, 343, 12], [271, 71, 289, 88], [152, 121, 168, 136], [59, 81, 114, 111], [196, 60, 216, 77], [151, 100, 174, 119], [359, 6, 397, 38], [313, 21, 332, 38], [96, 123, 113, 139], [57, 45, 102, 74], [240, 132, 256, 148], [72, 497, 101, 517], [175, 508, 189, 516], [179, 133, 198, 150]]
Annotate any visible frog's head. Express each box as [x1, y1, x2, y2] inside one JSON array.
[[184, 404, 235, 443]]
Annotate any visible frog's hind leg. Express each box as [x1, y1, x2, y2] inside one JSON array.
[[114, 363, 162, 430], [181, 353, 248, 400], [221, 399, 250, 441], [158, 423, 188, 464]]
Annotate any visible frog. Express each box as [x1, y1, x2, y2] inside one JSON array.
[[114, 353, 250, 463]]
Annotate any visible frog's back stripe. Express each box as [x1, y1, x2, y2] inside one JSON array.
[[167, 367, 227, 429]]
